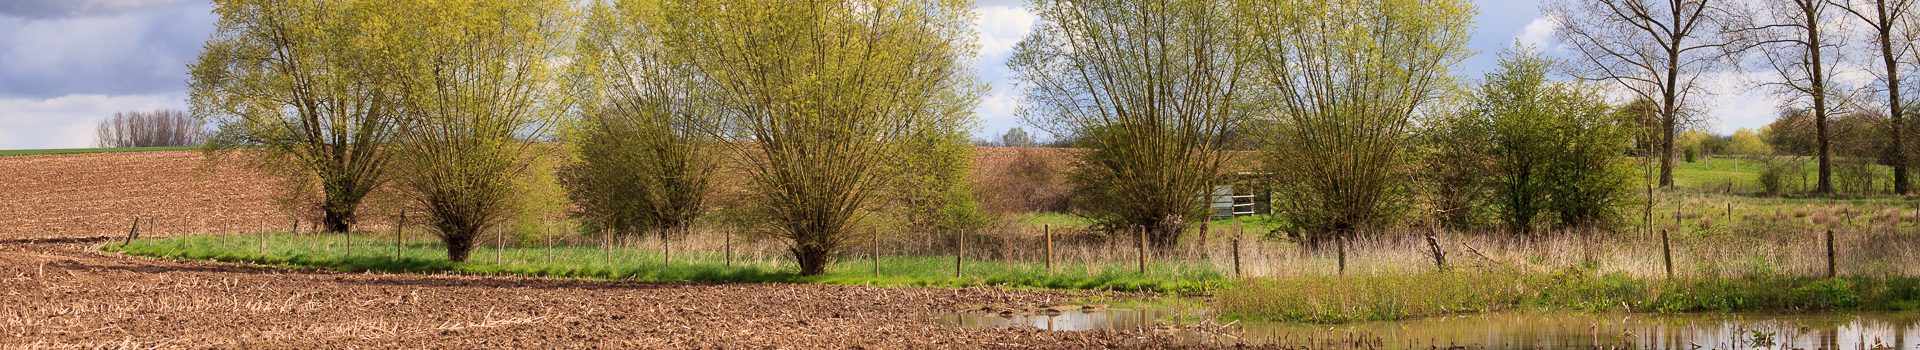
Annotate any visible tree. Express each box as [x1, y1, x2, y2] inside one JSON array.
[[661, 0, 980, 276], [1726, 0, 1847, 194], [563, 0, 718, 243], [387, 0, 572, 262], [1242, 0, 1473, 246], [190, 0, 406, 233], [1834, 0, 1916, 194], [1000, 127, 1035, 148], [1547, 0, 1730, 188], [1727, 128, 1774, 155], [1437, 47, 1636, 235], [1010, 0, 1247, 253], [95, 109, 207, 148]]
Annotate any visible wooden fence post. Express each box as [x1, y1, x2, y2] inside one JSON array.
[[724, 229, 733, 267], [1661, 229, 1673, 279], [1426, 234, 1446, 272], [258, 222, 266, 256], [871, 227, 880, 278], [954, 230, 964, 278], [123, 217, 140, 247], [1826, 229, 1837, 278], [1336, 235, 1346, 275], [1043, 225, 1054, 274], [495, 226, 504, 265], [394, 212, 404, 261], [1232, 226, 1242, 277], [1136, 226, 1147, 275], [603, 227, 611, 268]]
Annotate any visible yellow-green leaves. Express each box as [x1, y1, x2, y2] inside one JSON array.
[[382, 0, 576, 262], [659, 0, 981, 275], [1243, 0, 1476, 244]]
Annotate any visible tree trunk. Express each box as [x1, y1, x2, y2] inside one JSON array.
[[444, 229, 476, 263], [1809, 4, 1833, 195], [323, 208, 354, 233], [794, 244, 832, 276], [1877, 3, 1909, 194]]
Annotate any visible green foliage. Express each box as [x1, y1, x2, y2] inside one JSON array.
[[1726, 128, 1772, 156], [1424, 46, 1633, 233], [1011, 0, 1247, 252], [1684, 147, 1698, 163], [386, 0, 573, 262], [562, 0, 717, 240], [661, 0, 981, 276], [1243, 0, 1475, 245], [1756, 156, 1808, 195], [191, 0, 411, 233]]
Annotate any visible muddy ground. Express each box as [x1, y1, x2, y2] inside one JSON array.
[[0, 151, 1263, 349]]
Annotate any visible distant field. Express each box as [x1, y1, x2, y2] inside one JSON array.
[[0, 146, 199, 157]]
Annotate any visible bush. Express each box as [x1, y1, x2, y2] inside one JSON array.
[[1757, 156, 1805, 195]]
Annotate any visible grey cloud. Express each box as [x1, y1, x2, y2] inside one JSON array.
[[0, 1, 213, 98], [0, 0, 195, 19]]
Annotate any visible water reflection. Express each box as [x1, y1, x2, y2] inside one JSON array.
[[938, 308, 1920, 349]]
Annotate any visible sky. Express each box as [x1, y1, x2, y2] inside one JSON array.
[[0, 0, 1781, 150]]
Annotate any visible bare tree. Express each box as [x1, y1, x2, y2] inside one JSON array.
[[1010, 0, 1248, 253], [1832, 0, 1917, 194], [1547, 0, 1731, 188], [94, 109, 208, 148], [1726, 0, 1851, 194]]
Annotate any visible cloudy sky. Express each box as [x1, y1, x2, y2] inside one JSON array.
[[0, 0, 1779, 150]]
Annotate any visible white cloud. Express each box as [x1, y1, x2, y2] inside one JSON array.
[[972, 89, 1023, 137], [1697, 72, 1787, 134], [973, 5, 1035, 58], [0, 94, 185, 149], [1517, 15, 1559, 51]]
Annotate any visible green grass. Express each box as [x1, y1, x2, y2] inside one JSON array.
[[103, 232, 1227, 294], [0, 146, 199, 157], [1218, 268, 1920, 323]]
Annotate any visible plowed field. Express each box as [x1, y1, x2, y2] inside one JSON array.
[[0, 150, 1236, 349]]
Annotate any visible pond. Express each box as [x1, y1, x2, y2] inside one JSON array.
[[935, 306, 1920, 349]]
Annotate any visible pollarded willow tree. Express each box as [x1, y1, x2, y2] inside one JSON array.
[[562, 0, 718, 242], [387, 0, 573, 262], [1546, 0, 1730, 189], [1009, 0, 1248, 253], [190, 0, 406, 233], [661, 0, 980, 276], [1242, 0, 1474, 246]]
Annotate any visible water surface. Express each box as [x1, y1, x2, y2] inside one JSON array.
[[937, 307, 1920, 349]]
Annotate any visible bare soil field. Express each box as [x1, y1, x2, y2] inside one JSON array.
[[0, 151, 280, 240], [0, 150, 1246, 348]]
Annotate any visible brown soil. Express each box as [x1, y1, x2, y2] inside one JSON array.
[[0, 150, 1266, 349]]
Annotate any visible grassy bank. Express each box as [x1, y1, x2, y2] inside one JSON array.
[[103, 232, 1226, 294], [1218, 268, 1920, 323]]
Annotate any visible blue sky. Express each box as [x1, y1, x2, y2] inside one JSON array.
[[0, 0, 1774, 150]]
